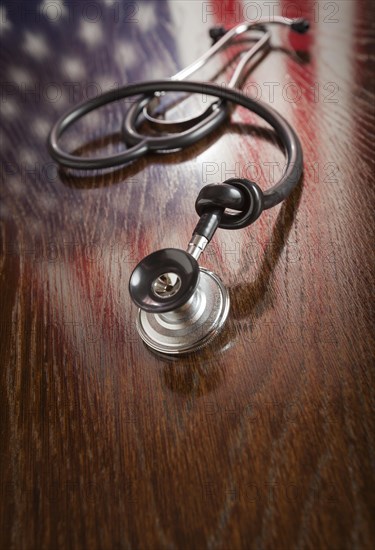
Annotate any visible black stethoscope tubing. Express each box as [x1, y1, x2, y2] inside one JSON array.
[[48, 79, 303, 210]]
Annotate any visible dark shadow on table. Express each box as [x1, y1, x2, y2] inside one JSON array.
[[229, 175, 303, 319], [57, 122, 284, 192]]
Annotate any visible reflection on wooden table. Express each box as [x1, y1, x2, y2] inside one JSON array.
[[1, 1, 374, 549]]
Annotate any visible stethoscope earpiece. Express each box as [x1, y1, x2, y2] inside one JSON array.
[[129, 249, 230, 354]]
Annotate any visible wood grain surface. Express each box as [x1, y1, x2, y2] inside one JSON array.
[[1, 1, 375, 549]]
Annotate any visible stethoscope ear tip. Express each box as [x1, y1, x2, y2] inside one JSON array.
[[209, 26, 228, 44], [291, 18, 310, 34]]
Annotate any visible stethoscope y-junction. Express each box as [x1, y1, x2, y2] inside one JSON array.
[[48, 17, 309, 354]]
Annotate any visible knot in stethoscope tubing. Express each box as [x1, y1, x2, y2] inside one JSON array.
[[195, 178, 264, 230]]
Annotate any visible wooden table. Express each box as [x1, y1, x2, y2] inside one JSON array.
[[1, 1, 374, 548]]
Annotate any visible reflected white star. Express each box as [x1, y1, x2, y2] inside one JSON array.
[[138, 3, 156, 32], [8, 66, 33, 86], [66, 134, 83, 152], [19, 148, 39, 166], [23, 31, 49, 60], [0, 5, 12, 34], [38, 194, 59, 212], [79, 19, 103, 47], [0, 203, 10, 219], [96, 75, 118, 92], [61, 57, 86, 79], [32, 117, 51, 138], [0, 99, 18, 119], [114, 41, 138, 70], [7, 177, 25, 196], [39, 0, 68, 22]]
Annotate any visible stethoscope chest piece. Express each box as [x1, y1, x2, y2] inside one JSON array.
[[129, 248, 230, 354]]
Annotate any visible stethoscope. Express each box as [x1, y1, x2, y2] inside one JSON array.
[[48, 17, 309, 354]]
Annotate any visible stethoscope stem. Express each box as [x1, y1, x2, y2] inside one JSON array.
[[172, 16, 302, 82], [141, 16, 308, 132]]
